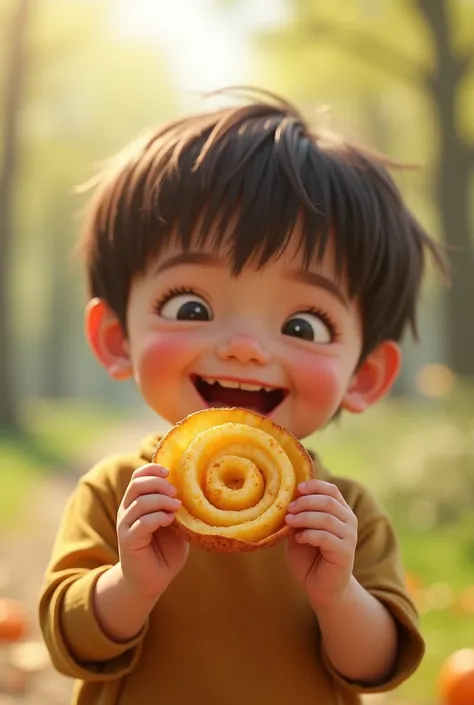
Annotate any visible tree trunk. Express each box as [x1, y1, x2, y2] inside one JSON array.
[[435, 107, 474, 377], [417, 0, 474, 377], [41, 208, 71, 399], [0, 0, 32, 430]]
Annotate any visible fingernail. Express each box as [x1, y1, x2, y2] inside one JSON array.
[[171, 498, 181, 507], [288, 501, 296, 509], [298, 482, 307, 491]]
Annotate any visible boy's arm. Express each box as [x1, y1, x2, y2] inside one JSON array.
[[93, 563, 159, 642], [317, 482, 424, 693], [312, 576, 398, 683], [38, 459, 150, 681]]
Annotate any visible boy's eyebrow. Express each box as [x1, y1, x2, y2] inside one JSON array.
[[285, 270, 348, 307], [154, 252, 348, 306], [154, 252, 222, 274]]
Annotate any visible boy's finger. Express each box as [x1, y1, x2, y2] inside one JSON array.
[[122, 476, 177, 508], [297, 479, 349, 508], [294, 528, 344, 552], [122, 494, 181, 526], [287, 495, 350, 522], [128, 511, 175, 536], [285, 510, 346, 539], [132, 463, 169, 479]]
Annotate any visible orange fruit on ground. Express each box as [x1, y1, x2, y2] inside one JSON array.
[[0, 597, 29, 643], [438, 648, 474, 705]]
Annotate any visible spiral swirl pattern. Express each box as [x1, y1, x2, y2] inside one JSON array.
[[153, 407, 314, 552]]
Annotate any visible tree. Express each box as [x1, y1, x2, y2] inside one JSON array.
[[417, 0, 474, 378], [0, 0, 179, 414], [22, 0, 178, 402], [0, 0, 32, 430], [244, 0, 474, 377]]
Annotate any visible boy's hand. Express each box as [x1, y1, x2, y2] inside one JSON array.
[[117, 464, 188, 600], [285, 480, 357, 607]]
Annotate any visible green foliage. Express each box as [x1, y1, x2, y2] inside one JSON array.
[[247, 0, 474, 251], [1, 0, 181, 404], [0, 399, 123, 527], [382, 399, 474, 530]]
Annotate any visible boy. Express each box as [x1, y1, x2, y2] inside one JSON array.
[[39, 88, 448, 705]]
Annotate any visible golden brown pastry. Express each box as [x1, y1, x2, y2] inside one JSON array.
[[152, 407, 315, 552]]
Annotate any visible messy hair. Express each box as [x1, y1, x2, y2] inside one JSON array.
[[79, 87, 449, 360]]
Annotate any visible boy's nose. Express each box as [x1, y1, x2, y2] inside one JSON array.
[[216, 335, 271, 365]]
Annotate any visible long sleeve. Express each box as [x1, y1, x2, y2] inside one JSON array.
[[320, 477, 425, 694], [38, 457, 148, 681]]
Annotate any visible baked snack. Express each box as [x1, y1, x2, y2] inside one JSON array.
[[152, 407, 315, 552]]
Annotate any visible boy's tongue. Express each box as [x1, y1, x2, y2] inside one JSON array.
[[195, 377, 285, 414], [204, 384, 269, 413]]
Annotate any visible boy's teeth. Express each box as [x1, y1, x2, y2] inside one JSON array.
[[201, 377, 270, 392], [239, 382, 265, 392], [218, 380, 240, 389]]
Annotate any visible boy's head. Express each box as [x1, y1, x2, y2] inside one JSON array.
[[81, 88, 448, 439]]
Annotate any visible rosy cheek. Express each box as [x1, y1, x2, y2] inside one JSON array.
[[290, 351, 344, 409], [138, 332, 197, 381]]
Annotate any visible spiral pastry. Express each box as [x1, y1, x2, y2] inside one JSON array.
[[152, 407, 315, 552]]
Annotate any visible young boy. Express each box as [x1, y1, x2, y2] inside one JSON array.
[[38, 88, 447, 705]]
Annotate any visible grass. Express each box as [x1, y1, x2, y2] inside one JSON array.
[[394, 518, 474, 704], [0, 398, 124, 529], [305, 390, 474, 704]]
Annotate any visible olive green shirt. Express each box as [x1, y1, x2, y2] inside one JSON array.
[[38, 433, 424, 705]]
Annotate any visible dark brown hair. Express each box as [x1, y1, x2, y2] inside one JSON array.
[[79, 87, 449, 360]]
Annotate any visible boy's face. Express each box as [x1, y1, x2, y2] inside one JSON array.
[[87, 226, 400, 440]]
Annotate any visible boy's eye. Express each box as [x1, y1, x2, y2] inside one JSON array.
[[281, 312, 332, 344], [160, 294, 213, 321]]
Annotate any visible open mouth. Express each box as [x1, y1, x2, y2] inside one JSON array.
[[192, 375, 287, 415]]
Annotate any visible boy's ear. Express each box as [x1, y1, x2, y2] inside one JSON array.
[[341, 340, 401, 414], [84, 298, 133, 380]]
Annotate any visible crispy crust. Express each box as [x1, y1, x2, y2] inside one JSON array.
[[169, 519, 292, 553], [152, 407, 316, 553]]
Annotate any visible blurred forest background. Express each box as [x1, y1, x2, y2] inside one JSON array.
[[1, 0, 474, 420], [0, 1, 473, 704]]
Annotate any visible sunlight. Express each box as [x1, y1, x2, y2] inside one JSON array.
[[113, 0, 251, 98]]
